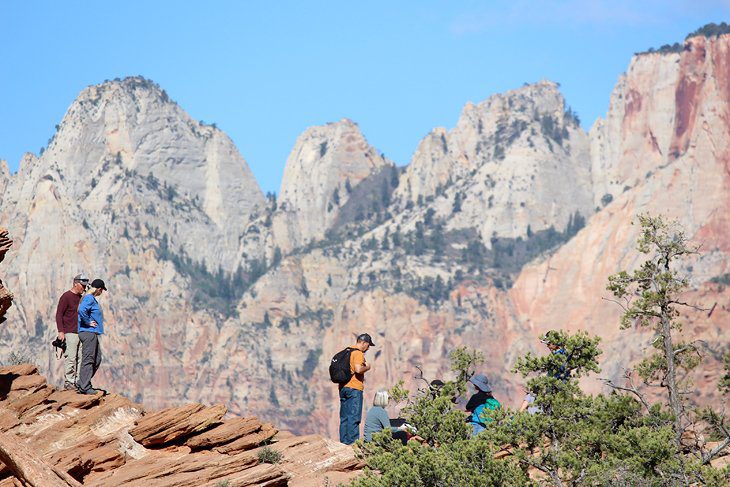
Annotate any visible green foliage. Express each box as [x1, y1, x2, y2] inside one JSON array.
[[606, 214, 699, 444], [354, 434, 529, 487], [686, 22, 730, 39], [156, 233, 266, 317], [257, 446, 283, 464]]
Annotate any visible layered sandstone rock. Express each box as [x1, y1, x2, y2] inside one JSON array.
[[0, 229, 12, 325], [0, 365, 362, 486]]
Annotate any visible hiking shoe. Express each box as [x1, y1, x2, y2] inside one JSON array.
[[77, 388, 101, 395], [63, 382, 76, 391]]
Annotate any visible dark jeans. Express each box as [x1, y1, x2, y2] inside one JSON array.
[[339, 387, 363, 444], [77, 332, 102, 392]]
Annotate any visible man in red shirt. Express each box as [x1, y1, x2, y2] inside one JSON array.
[[55, 273, 88, 390]]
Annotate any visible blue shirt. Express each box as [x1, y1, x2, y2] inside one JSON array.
[[364, 406, 399, 441], [551, 348, 570, 380], [77, 294, 104, 334]]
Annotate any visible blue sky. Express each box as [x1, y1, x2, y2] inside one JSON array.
[[1, 1, 728, 193]]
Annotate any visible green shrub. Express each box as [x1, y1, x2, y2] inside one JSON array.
[[257, 446, 283, 464]]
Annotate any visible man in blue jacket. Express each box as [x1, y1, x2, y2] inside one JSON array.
[[76, 278, 107, 395]]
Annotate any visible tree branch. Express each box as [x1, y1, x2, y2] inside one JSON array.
[[702, 437, 730, 465], [600, 372, 651, 412], [669, 300, 709, 312]]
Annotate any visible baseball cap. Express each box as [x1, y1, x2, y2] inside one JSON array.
[[73, 273, 89, 282], [357, 333, 376, 347], [91, 278, 107, 291]]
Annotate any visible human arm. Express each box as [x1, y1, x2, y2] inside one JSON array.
[[353, 362, 371, 374], [351, 349, 370, 374], [55, 295, 66, 337], [375, 408, 400, 433]]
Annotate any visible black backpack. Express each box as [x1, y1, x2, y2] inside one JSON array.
[[329, 347, 356, 384]]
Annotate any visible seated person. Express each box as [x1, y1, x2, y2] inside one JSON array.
[[519, 391, 541, 415], [364, 390, 408, 443], [465, 374, 500, 436]]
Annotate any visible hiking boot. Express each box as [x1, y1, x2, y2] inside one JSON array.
[[63, 382, 76, 391], [77, 388, 100, 395]]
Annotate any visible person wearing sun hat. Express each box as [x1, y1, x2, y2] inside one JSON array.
[[465, 374, 501, 436], [76, 278, 108, 395]]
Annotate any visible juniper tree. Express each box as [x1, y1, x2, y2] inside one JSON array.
[[605, 214, 729, 480]]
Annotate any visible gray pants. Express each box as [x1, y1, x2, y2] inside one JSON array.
[[63, 332, 82, 385], [77, 332, 102, 392]]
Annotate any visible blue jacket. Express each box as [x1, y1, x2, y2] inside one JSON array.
[[77, 294, 104, 334], [551, 348, 570, 380]]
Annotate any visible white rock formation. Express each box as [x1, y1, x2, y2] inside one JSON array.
[[274, 119, 392, 251]]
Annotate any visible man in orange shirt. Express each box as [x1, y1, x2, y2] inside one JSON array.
[[338, 333, 375, 444]]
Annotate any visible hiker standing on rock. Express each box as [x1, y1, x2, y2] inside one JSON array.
[[76, 279, 107, 395], [55, 273, 89, 390], [330, 333, 375, 445]]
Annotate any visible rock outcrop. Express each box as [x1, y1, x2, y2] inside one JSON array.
[[0, 229, 12, 325], [0, 365, 362, 486]]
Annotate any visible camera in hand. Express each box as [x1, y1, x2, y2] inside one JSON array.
[[51, 337, 66, 351]]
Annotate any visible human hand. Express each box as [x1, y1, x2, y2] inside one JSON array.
[[58, 332, 65, 341], [89, 321, 97, 328]]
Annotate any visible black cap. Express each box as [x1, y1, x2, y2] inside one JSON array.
[[91, 278, 107, 291], [357, 333, 376, 347]]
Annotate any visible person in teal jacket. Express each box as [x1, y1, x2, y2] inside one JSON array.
[[466, 374, 500, 436], [76, 279, 107, 395]]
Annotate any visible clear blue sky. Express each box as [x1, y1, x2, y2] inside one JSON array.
[[1, 1, 727, 193]]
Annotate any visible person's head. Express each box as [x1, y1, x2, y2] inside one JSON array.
[[373, 389, 389, 408], [355, 333, 375, 352], [540, 330, 563, 351], [430, 379, 445, 390], [89, 278, 107, 297], [468, 374, 492, 394], [72, 273, 89, 293]]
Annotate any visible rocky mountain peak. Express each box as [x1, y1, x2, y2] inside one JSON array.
[[395, 80, 582, 204], [274, 118, 393, 250], [30, 76, 265, 236], [394, 80, 592, 244]]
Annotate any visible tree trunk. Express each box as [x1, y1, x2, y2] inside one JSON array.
[[660, 311, 683, 445], [0, 432, 81, 487]]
